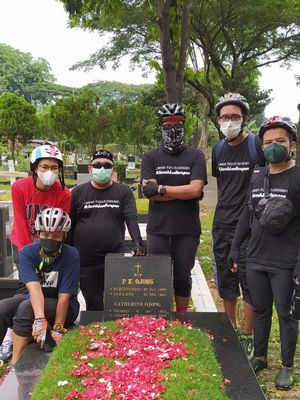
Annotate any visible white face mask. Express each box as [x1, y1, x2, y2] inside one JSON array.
[[37, 170, 58, 187], [219, 121, 243, 140]]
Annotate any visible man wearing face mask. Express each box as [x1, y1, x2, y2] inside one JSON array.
[[0, 208, 79, 366], [141, 104, 207, 313], [0, 145, 71, 365], [229, 117, 299, 389], [212, 93, 265, 358], [68, 149, 145, 311]]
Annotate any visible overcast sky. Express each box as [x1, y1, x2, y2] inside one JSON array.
[[0, 0, 299, 120]]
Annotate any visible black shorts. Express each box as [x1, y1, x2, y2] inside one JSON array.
[[212, 227, 251, 304]]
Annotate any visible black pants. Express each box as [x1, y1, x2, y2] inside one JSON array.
[[246, 266, 298, 367], [147, 234, 199, 297], [212, 227, 251, 303], [80, 263, 105, 311], [0, 295, 25, 342], [0, 295, 78, 339]]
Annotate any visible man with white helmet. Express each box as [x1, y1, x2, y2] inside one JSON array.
[[0, 145, 71, 364], [141, 103, 207, 313], [0, 208, 79, 366], [212, 93, 265, 358]]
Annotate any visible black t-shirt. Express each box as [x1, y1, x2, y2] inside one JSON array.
[[141, 145, 207, 237], [69, 182, 140, 266], [212, 134, 265, 228], [232, 166, 300, 270]]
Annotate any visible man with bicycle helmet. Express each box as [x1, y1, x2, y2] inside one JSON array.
[[212, 93, 265, 359], [0, 145, 71, 365], [0, 208, 79, 366], [230, 116, 299, 390], [141, 103, 207, 313]]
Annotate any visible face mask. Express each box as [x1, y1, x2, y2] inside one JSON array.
[[37, 170, 57, 186], [92, 167, 113, 184], [263, 143, 289, 164], [40, 238, 63, 256], [219, 121, 242, 140], [162, 126, 184, 153]]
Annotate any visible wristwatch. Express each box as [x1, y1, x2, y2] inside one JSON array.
[[159, 185, 167, 196], [53, 323, 67, 333]]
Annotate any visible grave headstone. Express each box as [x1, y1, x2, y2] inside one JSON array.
[[127, 155, 135, 170], [104, 254, 173, 321]]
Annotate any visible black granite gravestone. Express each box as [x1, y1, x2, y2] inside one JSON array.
[[104, 254, 173, 321]]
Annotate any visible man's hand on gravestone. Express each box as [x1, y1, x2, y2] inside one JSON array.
[[142, 181, 159, 198], [133, 240, 146, 256]]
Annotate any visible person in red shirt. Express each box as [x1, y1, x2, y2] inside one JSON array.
[[0, 144, 71, 365]]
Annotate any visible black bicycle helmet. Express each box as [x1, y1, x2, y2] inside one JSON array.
[[215, 93, 250, 116], [35, 208, 71, 233], [259, 116, 297, 141], [157, 103, 186, 124]]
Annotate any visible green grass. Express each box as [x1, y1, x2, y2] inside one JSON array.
[[198, 208, 214, 280], [136, 198, 149, 214], [32, 321, 228, 400]]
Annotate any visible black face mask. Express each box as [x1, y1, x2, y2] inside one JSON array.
[[40, 238, 63, 256]]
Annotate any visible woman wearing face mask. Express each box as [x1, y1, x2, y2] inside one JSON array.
[[229, 117, 299, 390], [0, 208, 80, 367], [0, 144, 71, 365], [68, 149, 144, 311]]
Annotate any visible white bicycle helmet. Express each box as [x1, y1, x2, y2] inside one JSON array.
[[30, 145, 63, 172], [215, 93, 250, 115], [157, 103, 185, 124], [35, 208, 71, 232]]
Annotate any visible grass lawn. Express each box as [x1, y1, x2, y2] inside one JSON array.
[[198, 208, 300, 399], [32, 319, 228, 400]]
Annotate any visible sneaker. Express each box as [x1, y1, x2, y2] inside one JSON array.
[[0, 340, 13, 363], [250, 356, 268, 373], [240, 334, 254, 360], [275, 366, 294, 390]]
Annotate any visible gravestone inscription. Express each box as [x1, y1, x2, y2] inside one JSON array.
[[104, 254, 173, 320]]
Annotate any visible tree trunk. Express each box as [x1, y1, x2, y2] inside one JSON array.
[[198, 99, 209, 159]]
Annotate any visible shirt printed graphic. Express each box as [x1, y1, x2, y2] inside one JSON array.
[[40, 271, 59, 288], [83, 199, 120, 209], [156, 166, 191, 176]]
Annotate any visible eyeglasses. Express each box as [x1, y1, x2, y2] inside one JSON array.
[[218, 114, 243, 122], [91, 162, 113, 169], [38, 164, 59, 172]]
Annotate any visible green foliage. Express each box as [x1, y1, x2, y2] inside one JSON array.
[[15, 156, 30, 173], [0, 93, 37, 159], [0, 43, 80, 104], [50, 89, 112, 154], [114, 160, 127, 182]]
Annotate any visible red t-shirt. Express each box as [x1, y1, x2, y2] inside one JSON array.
[[10, 177, 71, 251]]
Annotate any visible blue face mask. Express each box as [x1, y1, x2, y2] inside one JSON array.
[[92, 167, 113, 184]]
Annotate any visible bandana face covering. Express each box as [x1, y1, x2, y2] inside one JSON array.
[[161, 126, 184, 154]]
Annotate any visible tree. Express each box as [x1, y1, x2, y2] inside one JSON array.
[[50, 90, 112, 154], [0, 93, 37, 159], [60, 0, 191, 103], [0, 44, 80, 104]]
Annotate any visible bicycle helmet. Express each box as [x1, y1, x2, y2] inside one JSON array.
[[30, 145, 63, 172], [158, 103, 186, 124], [259, 116, 297, 141], [215, 93, 250, 115], [35, 208, 71, 233]]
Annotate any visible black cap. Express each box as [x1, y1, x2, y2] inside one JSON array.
[[91, 149, 114, 163]]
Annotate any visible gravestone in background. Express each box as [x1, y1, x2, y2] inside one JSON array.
[[104, 254, 173, 321]]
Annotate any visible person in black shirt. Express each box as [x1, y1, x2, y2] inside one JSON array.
[[141, 104, 207, 313], [230, 116, 299, 390], [212, 93, 265, 358], [68, 149, 144, 311]]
